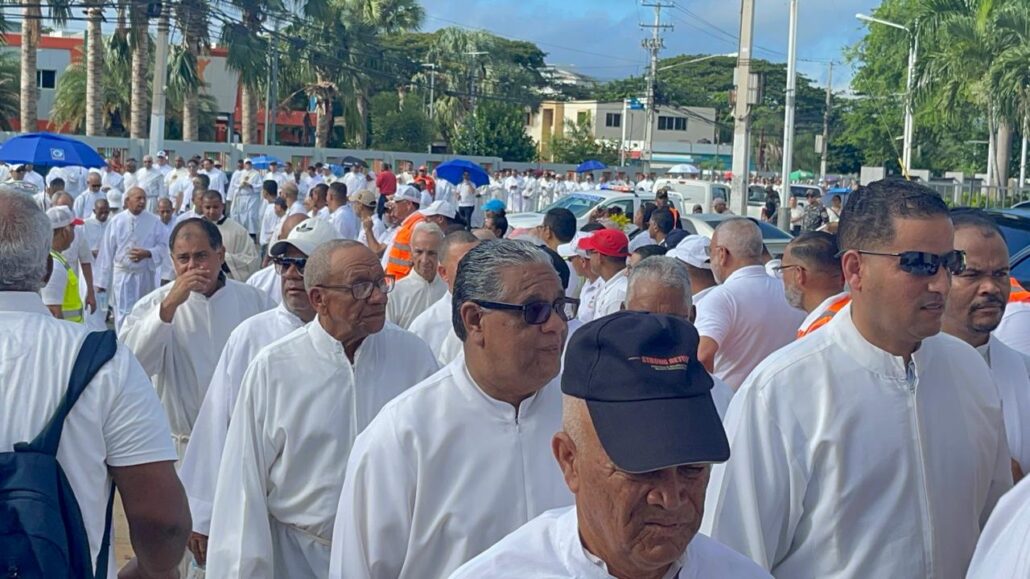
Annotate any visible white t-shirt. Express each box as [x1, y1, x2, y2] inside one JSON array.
[[0, 292, 177, 578], [694, 265, 805, 390], [41, 254, 69, 307], [457, 182, 476, 207]]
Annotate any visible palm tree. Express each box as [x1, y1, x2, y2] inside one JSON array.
[[128, 0, 151, 139], [20, 2, 71, 133], [52, 40, 133, 134], [219, 0, 273, 144], [85, 2, 104, 136], [173, 0, 210, 141]]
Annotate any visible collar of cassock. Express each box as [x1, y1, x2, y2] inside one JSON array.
[[828, 303, 928, 382]]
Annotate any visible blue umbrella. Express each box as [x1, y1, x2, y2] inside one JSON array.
[[435, 159, 489, 188], [0, 132, 106, 168], [248, 155, 284, 170], [576, 160, 607, 173]]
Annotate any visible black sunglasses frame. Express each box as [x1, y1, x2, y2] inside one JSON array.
[[272, 256, 308, 275], [854, 249, 966, 276], [472, 297, 580, 325]]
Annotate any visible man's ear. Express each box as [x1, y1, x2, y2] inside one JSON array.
[[841, 250, 863, 293], [552, 432, 580, 494], [459, 301, 485, 346]]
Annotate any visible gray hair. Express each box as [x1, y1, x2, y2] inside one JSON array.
[[626, 256, 692, 310], [451, 239, 554, 341], [0, 189, 52, 291], [714, 217, 763, 259], [413, 221, 445, 242], [304, 239, 366, 292]]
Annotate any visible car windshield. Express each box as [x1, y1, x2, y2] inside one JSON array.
[[541, 193, 604, 218]]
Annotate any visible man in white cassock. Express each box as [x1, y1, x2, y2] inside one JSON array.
[[170, 161, 200, 213], [72, 172, 106, 218], [205, 240, 438, 578], [199, 159, 228, 200], [199, 191, 260, 282], [179, 217, 338, 571], [942, 209, 1030, 482], [95, 187, 166, 330], [229, 162, 263, 236], [452, 312, 770, 579], [408, 230, 480, 366], [386, 222, 447, 329], [330, 239, 576, 579], [135, 155, 168, 213], [119, 218, 274, 459], [702, 180, 1012, 579], [327, 182, 360, 240], [154, 199, 177, 285]]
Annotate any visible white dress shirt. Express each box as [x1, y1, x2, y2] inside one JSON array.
[[385, 272, 447, 330], [702, 305, 1012, 579], [576, 277, 604, 323], [330, 355, 572, 579], [408, 292, 463, 366], [452, 506, 771, 579], [694, 265, 805, 390], [205, 320, 438, 578], [328, 205, 360, 240]]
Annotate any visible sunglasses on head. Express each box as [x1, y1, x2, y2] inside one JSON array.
[[472, 297, 580, 325], [855, 249, 966, 276], [272, 256, 307, 275]]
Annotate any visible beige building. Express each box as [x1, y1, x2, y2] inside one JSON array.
[[527, 100, 718, 161]]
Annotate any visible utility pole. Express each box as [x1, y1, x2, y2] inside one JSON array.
[[820, 61, 833, 183], [464, 51, 488, 115], [777, 0, 799, 230], [148, 0, 171, 156], [266, 20, 280, 147], [421, 63, 437, 154], [731, 0, 756, 215], [640, 2, 673, 169], [620, 99, 629, 166]]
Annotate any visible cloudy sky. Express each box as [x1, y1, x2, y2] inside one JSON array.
[[420, 0, 884, 88]]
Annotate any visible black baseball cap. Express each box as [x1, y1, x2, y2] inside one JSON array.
[[562, 311, 729, 473]]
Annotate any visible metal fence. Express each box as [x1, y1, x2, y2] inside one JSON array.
[[923, 181, 1030, 209]]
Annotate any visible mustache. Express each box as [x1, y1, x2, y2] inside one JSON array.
[[971, 296, 1006, 310]]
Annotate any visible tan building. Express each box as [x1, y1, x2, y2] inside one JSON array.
[[527, 100, 718, 161]]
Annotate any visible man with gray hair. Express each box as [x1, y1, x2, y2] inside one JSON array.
[[625, 256, 733, 417], [386, 221, 447, 329], [331, 239, 577, 579], [0, 188, 192, 578], [695, 218, 803, 390], [206, 240, 438, 578]]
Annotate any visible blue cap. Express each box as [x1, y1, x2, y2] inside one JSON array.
[[561, 311, 729, 473], [483, 199, 506, 213]]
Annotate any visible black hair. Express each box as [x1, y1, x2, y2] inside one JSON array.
[[640, 202, 657, 225], [193, 173, 211, 189], [261, 179, 278, 196], [788, 231, 841, 274], [950, 208, 1006, 241], [633, 244, 668, 260], [838, 178, 948, 251], [488, 214, 509, 237], [543, 208, 577, 243], [329, 182, 348, 203], [650, 208, 675, 234], [580, 222, 605, 232]]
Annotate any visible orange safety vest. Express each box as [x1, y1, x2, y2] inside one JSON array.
[[796, 294, 852, 339], [1010, 277, 1030, 304], [385, 212, 426, 280]]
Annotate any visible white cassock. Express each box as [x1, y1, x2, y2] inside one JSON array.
[[408, 292, 463, 366], [701, 305, 1012, 579], [967, 474, 1030, 578], [73, 189, 106, 219], [101, 168, 123, 192], [330, 354, 572, 579], [341, 172, 365, 196], [246, 264, 282, 304], [94, 210, 165, 330], [180, 303, 306, 536], [205, 320, 439, 579], [229, 172, 263, 234], [201, 168, 228, 197], [122, 169, 137, 192], [385, 273, 447, 330], [216, 217, 260, 282], [169, 175, 195, 213], [154, 219, 175, 285], [979, 335, 1030, 473], [452, 506, 772, 579], [164, 167, 189, 190], [328, 205, 360, 240], [134, 167, 167, 213], [259, 203, 280, 248], [119, 279, 274, 444], [996, 300, 1030, 356]]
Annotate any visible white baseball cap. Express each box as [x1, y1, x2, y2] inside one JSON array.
[[47, 206, 83, 229], [268, 217, 340, 257], [106, 188, 124, 209], [391, 185, 421, 205], [156, 150, 168, 158], [668, 235, 711, 270], [558, 231, 591, 259], [419, 199, 456, 219]]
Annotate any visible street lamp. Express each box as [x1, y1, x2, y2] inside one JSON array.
[[657, 52, 738, 72], [856, 13, 917, 177]]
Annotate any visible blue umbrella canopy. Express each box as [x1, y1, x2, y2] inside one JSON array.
[[435, 159, 489, 187], [0, 132, 106, 168], [576, 160, 607, 173], [248, 155, 284, 170]]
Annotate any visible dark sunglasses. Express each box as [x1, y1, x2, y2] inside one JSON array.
[[472, 297, 580, 325], [272, 256, 307, 275], [855, 249, 966, 276]]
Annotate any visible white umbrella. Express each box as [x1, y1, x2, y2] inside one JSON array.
[[666, 163, 700, 175]]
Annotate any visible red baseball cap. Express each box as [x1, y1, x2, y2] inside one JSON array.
[[579, 229, 630, 258]]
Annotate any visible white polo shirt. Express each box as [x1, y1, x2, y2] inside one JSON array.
[[694, 265, 804, 390], [592, 268, 628, 319]]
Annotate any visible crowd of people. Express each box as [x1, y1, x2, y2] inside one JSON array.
[[2, 152, 1030, 579]]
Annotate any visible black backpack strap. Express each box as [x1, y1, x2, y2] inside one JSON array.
[[26, 330, 118, 455]]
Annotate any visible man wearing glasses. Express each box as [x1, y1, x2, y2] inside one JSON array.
[[206, 240, 439, 578], [703, 179, 1012, 578], [331, 240, 576, 579], [72, 171, 107, 219], [778, 231, 848, 339], [180, 217, 338, 571]]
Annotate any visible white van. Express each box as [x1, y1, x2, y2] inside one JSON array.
[[652, 178, 750, 215]]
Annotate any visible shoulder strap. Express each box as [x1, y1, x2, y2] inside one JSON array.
[[27, 330, 118, 455]]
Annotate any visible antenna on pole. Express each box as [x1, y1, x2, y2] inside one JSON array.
[[640, 1, 673, 169]]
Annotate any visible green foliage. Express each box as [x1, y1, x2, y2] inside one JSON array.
[[452, 101, 537, 161], [370, 92, 433, 152], [547, 118, 618, 165]]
